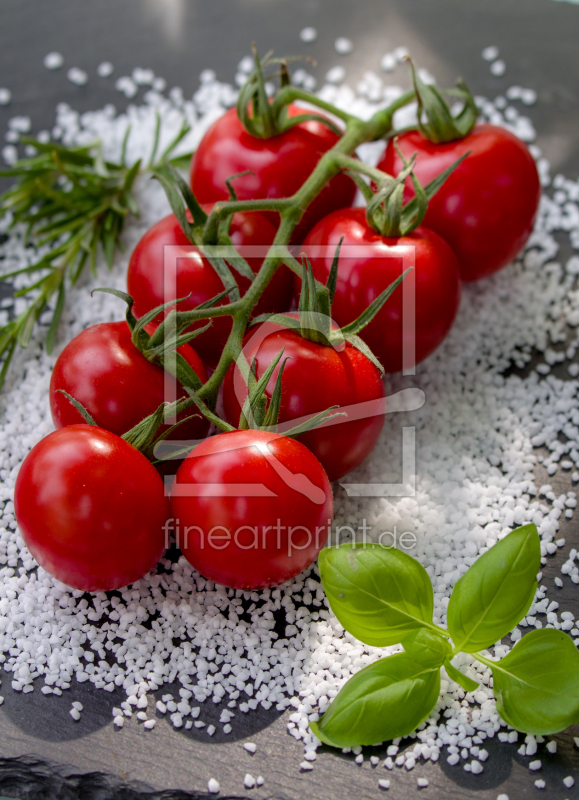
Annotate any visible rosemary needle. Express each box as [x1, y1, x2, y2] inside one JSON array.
[[0, 117, 192, 390]]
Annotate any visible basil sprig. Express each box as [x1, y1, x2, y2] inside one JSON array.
[[312, 525, 579, 748]]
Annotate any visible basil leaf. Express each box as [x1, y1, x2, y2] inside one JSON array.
[[444, 657, 479, 692], [489, 628, 579, 735], [318, 543, 435, 646], [402, 628, 451, 668], [447, 524, 541, 653], [310, 654, 440, 748]]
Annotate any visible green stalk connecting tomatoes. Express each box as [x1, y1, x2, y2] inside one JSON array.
[[223, 315, 386, 481], [190, 105, 356, 241]]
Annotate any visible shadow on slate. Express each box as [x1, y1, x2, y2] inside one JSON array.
[[0, 756, 253, 800], [0, 676, 125, 743], [437, 731, 514, 790], [153, 682, 283, 745]]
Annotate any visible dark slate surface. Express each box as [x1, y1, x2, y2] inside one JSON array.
[[0, 0, 579, 797]]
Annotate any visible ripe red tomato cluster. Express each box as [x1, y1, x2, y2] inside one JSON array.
[[14, 96, 540, 595]]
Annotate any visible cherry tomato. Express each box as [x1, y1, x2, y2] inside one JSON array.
[[378, 124, 541, 282], [223, 318, 385, 482], [127, 209, 293, 367], [15, 425, 169, 591], [170, 429, 333, 590], [190, 105, 356, 241], [49, 321, 210, 445], [301, 208, 461, 373]]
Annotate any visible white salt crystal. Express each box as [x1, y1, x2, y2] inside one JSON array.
[[44, 52, 64, 70]]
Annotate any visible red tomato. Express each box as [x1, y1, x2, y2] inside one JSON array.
[[170, 429, 333, 590], [190, 105, 356, 241], [127, 209, 293, 367], [301, 208, 461, 373], [15, 425, 169, 591], [49, 321, 209, 446], [223, 318, 385, 481], [378, 124, 541, 282]]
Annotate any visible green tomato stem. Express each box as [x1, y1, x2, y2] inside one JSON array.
[[194, 89, 417, 405], [271, 85, 356, 125]]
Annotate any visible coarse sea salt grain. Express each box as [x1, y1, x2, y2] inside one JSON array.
[[482, 45, 500, 61], [334, 37, 353, 54], [67, 68, 88, 87], [326, 66, 346, 85], [491, 60, 506, 77], [0, 49, 578, 791], [44, 52, 64, 70], [97, 62, 114, 78], [299, 27, 317, 43], [380, 53, 396, 73]]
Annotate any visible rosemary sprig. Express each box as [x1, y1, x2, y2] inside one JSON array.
[[0, 118, 192, 389]]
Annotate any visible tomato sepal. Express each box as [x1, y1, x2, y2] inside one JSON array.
[[407, 57, 479, 144]]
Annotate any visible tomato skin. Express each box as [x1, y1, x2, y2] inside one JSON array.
[[190, 105, 356, 240], [15, 426, 169, 592], [170, 429, 333, 590], [301, 208, 461, 373], [378, 124, 541, 282], [223, 320, 385, 482], [127, 209, 292, 367], [49, 321, 210, 444]]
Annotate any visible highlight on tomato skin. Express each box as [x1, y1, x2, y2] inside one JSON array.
[[170, 429, 334, 591], [14, 425, 170, 593]]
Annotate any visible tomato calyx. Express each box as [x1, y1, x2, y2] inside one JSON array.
[[56, 383, 202, 465], [338, 143, 469, 239], [92, 286, 231, 392], [237, 45, 343, 140], [406, 57, 478, 144], [187, 346, 343, 440], [154, 162, 257, 291], [366, 148, 428, 238], [251, 244, 410, 375]]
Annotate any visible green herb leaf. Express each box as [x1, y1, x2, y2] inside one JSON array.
[[310, 653, 440, 748], [446, 524, 541, 653], [487, 628, 579, 735], [0, 123, 187, 390], [443, 657, 479, 692], [56, 390, 97, 426], [318, 543, 435, 647], [402, 628, 451, 669]]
